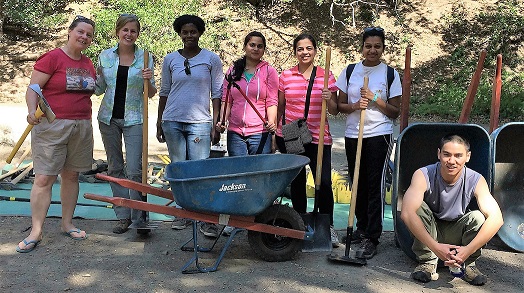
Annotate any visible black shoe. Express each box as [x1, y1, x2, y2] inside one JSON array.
[[113, 219, 131, 234], [356, 238, 377, 259], [340, 229, 364, 244], [199, 222, 219, 238], [137, 228, 151, 235]]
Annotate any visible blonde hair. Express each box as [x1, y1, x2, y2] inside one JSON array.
[[115, 14, 140, 36]]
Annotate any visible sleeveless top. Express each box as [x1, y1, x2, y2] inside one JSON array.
[[421, 162, 481, 221]]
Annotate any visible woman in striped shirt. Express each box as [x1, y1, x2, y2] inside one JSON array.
[[275, 33, 340, 247]]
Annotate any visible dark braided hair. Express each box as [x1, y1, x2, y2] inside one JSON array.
[[229, 31, 266, 82]]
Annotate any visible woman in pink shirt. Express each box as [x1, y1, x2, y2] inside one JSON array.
[[276, 33, 340, 247], [216, 31, 278, 155]]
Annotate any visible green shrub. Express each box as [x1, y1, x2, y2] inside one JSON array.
[[2, 0, 68, 32], [84, 0, 230, 66]]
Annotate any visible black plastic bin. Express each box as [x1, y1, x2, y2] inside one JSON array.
[[491, 122, 524, 252]]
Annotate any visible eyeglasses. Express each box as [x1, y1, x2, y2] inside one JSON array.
[[364, 27, 384, 33], [72, 15, 95, 27], [184, 58, 191, 75]]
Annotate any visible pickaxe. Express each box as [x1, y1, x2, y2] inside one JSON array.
[[6, 84, 56, 163]]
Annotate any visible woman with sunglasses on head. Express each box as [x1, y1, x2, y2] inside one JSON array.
[[157, 14, 223, 238], [16, 16, 96, 253], [336, 27, 402, 259], [95, 14, 157, 235], [275, 33, 340, 247], [215, 31, 278, 236]]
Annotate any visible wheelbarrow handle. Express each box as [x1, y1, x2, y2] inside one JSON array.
[[95, 173, 174, 201]]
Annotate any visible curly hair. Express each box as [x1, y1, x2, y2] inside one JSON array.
[[172, 14, 205, 34]]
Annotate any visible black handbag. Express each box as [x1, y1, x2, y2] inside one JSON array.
[[281, 67, 316, 154]]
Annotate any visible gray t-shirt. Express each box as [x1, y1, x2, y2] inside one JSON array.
[[421, 162, 481, 221], [159, 49, 223, 123]]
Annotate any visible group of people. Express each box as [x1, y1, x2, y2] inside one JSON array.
[[15, 13, 503, 287]]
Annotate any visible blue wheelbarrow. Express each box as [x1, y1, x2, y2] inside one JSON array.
[[85, 154, 312, 273]]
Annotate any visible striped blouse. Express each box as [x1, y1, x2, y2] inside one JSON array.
[[277, 65, 338, 145]]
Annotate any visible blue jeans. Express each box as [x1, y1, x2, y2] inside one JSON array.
[[98, 119, 144, 223], [161, 121, 211, 162], [227, 131, 271, 156]]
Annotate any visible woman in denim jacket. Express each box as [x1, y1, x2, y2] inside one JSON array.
[[95, 14, 157, 235]]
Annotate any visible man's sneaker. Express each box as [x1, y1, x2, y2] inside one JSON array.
[[171, 218, 192, 230], [330, 226, 340, 248], [199, 222, 219, 238], [411, 263, 439, 283], [356, 238, 377, 259], [463, 264, 487, 286], [113, 219, 131, 234], [222, 225, 235, 236]]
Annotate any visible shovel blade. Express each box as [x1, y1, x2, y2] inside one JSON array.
[[327, 252, 367, 266], [301, 212, 332, 252]]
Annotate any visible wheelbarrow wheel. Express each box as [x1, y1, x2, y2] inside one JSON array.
[[248, 204, 305, 262]]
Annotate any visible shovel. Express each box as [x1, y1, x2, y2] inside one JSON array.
[[302, 47, 332, 252], [130, 50, 157, 232], [328, 76, 369, 265]]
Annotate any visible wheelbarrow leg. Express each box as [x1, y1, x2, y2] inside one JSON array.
[[180, 221, 223, 253], [181, 221, 246, 274]]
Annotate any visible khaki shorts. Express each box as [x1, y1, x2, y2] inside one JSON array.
[[31, 119, 93, 175]]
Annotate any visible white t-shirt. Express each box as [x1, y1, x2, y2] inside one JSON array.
[[335, 61, 402, 138]]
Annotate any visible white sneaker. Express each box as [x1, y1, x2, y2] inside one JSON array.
[[330, 226, 340, 248]]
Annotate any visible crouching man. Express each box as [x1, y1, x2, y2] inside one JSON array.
[[401, 134, 503, 285]]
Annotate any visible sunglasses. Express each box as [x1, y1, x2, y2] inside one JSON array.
[[364, 27, 384, 33], [72, 15, 95, 27], [119, 13, 138, 19], [184, 58, 191, 75]]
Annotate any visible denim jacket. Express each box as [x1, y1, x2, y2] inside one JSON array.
[[95, 44, 156, 126]]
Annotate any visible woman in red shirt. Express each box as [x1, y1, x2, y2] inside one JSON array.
[[16, 16, 96, 253]]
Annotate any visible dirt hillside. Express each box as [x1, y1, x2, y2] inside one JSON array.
[[0, 0, 505, 104]]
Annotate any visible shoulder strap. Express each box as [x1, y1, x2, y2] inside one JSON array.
[[303, 66, 317, 120], [345, 63, 357, 87], [346, 63, 396, 98], [386, 65, 394, 99]]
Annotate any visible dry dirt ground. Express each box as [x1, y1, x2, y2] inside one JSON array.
[[0, 217, 523, 293], [0, 0, 523, 292], [0, 104, 523, 292]]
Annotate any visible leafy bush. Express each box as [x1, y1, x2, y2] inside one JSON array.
[[412, 70, 524, 122], [2, 0, 69, 31], [84, 0, 230, 66]]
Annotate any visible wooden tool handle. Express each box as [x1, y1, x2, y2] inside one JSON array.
[[459, 49, 486, 123], [15, 145, 31, 167], [142, 50, 149, 191], [11, 162, 33, 185], [489, 54, 502, 133], [315, 47, 331, 188], [0, 162, 31, 180], [348, 76, 368, 227], [400, 46, 411, 133], [6, 106, 44, 163]]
